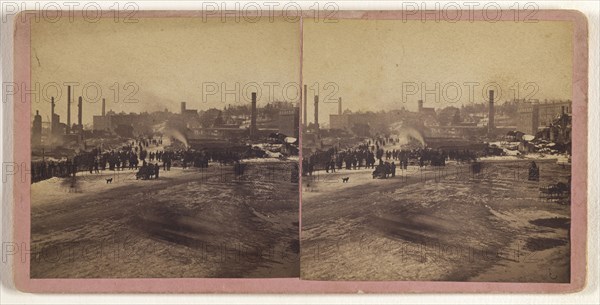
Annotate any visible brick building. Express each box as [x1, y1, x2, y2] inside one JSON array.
[[517, 100, 571, 135]]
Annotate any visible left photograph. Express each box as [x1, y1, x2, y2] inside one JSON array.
[[28, 15, 301, 278]]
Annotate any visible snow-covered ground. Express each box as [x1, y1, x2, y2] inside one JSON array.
[[487, 140, 571, 163], [243, 155, 299, 163], [30, 162, 299, 278], [301, 159, 571, 282], [479, 153, 570, 162]]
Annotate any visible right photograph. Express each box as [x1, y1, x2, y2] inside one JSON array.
[[300, 18, 573, 282]]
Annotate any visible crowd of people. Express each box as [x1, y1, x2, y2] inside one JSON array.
[[30, 136, 277, 183], [302, 136, 480, 177], [30, 158, 79, 183]]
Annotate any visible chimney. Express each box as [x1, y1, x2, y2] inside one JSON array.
[[66, 85, 71, 134], [303, 84, 307, 125], [338, 97, 342, 115], [102, 98, 106, 117], [488, 90, 495, 135], [78, 96, 83, 127], [314, 95, 319, 128], [51, 96, 55, 133], [181, 102, 186, 115], [250, 92, 257, 139], [418, 99, 423, 113]]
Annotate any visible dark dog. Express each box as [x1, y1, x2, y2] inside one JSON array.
[[342, 177, 349, 183], [106, 178, 113, 184]]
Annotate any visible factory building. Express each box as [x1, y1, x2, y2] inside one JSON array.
[[329, 113, 350, 130], [181, 102, 201, 129], [417, 99, 436, 117], [93, 110, 148, 137], [517, 100, 571, 135], [278, 106, 300, 138]]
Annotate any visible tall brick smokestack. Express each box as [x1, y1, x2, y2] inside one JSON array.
[[314, 95, 319, 128], [338, 97, 342, 115], [303, 84, 307, 125], [488, 90, 495, 135], [250, 92, 257, 139], [66, 85, 71, 134], [102, 98, 106, 117], [78, 96, 83, 127], [51, 96, 55, 134]]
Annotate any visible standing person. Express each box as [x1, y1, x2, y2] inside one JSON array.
[[154, 163, 160, 179], [528, 161, 539, 181], [72, 159, 77, 177], [391, 162, 396, 177]]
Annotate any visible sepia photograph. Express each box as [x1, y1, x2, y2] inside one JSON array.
[[28, 15, 301, 278], [301, 18, 575, 282], [7, 5, 590, 295]]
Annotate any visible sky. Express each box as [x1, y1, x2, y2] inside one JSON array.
[[302, 19, 574, 125], [29, 17, 574, 127], [30, 17, 301, 126]]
